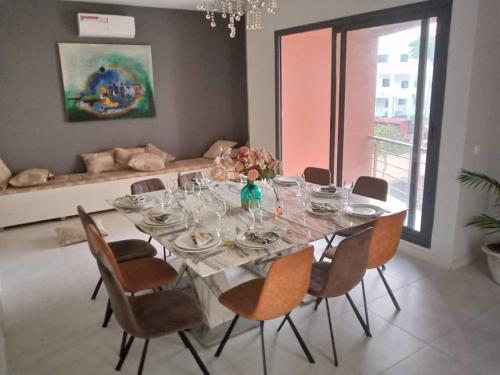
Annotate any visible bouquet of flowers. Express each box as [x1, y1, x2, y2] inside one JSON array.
[[234, 146, 281, 181], [209, 147, 234, 182]]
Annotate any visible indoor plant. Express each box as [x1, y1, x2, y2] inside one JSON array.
[[234, 146, 280, 209], [457, 169, 500, 283]]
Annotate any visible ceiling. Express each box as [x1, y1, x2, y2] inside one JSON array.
[[64, 0, 201, 11]]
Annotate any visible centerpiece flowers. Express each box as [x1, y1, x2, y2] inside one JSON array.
[[234, 146, 281, 209]]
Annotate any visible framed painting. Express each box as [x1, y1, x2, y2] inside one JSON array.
[[58, 43, 156, 122]]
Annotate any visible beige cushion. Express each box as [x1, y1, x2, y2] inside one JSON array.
[[203, 139, 238, 159], [81, 150, 116, 174], [128, 153, 165, 172], [145, 143, 176, 166], [9, 168, 53, 187], [114, 147, 145, 169], [0, 159, 12, 190], [55, 219, 107, 246]]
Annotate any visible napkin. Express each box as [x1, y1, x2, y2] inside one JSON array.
[[244, 231, 276, 245], [191, 228, 213, 247], [320, 185, 337, 193], [310, 202, 338, 213], [126, 194, 146, 206], [147, 210, 171, 223]]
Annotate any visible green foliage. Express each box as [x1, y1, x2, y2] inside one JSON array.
[[373, 123, 410, 155], [457, 169, 500, 234]]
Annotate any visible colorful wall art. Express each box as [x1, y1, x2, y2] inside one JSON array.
[[58, 43, 155, 122]]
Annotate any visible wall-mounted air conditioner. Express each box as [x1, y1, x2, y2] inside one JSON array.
[[77, 13, 135, 39]]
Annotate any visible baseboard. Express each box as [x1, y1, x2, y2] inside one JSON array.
[[398, 240, 452, 270]]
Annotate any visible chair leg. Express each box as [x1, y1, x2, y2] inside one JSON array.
[[214, 315, 239, 357], [345, 292, 371, 337], [120, 331, 127, 357], [178, 331, 210, 375], [377, 267, 401, 311], [163, 247, 167, 261], [115, 335, 135, 371], [276, 316, 286, 332], [137, 339, 149, 375], [260, 321, 268, 375], [381, 264, 386, 271], [313, 297, 323, 312], [175, 265, 187, 288], [325, 299, 339, 366], [361, 278, 371, 336], [285, 315, 315, 363], [147, 236, 152, 243], [102, 299, 113, 328], [91, 277, 103, 300], [319, 234, 336, 261]]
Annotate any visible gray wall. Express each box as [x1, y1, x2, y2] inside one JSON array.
[[0, 0, 248, 174]]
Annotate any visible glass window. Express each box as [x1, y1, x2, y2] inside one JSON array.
[[400, 53, 409, 62], [401, 80, 409, 89], [377, 54, 388, 63], [382, 78, 391, 87]]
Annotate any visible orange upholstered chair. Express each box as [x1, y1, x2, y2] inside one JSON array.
[[214, 247, 315, 374]]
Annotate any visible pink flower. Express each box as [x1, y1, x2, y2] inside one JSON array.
[[239, 146, 249, 154], [235, 161, 245, 173], [247, 169, 259, 181], [210, 165, 227, 182]]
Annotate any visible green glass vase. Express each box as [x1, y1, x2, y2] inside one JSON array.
[[241, 181, 262, 209]]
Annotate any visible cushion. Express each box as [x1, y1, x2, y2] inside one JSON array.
[[114, 147, 145, 169], [0, 158, 12, 190], [81, 150, 116, 174], [128, 153, 165, 172], [203, 139, 238, 159], [9, 168, 53, 187], [145, 143, 176, 166], [55, 219, 107, 246]]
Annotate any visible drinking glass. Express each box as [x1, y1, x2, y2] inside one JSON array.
[[343, 180, 354, 206], [164, 189, 174, 213], [155, 192, 165, 208], [213, 198, 227, 238], [248, 199, 261, 230], [183, 183, 195, 198]]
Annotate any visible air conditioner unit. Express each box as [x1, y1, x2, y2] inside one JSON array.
[[77, 13, 135, 39]]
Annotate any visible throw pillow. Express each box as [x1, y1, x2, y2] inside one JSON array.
[[203, 139, 238, 159], [145, 143, 176, 166], [55, 219, 108, 246], [0, 158, 12, 190], [9, 168, 54, 187], [81, 150, 116, 174], [114, 147, 145, 169], [128, 153, 165, 172]]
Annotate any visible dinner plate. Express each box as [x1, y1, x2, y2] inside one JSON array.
[[115, 196, 154, 209], [174, 232, 220, 252], [343, 204, 384, 218], [143, 213, 183, 227], [274, 176, 299, 186], [235, 232, 281, 249]]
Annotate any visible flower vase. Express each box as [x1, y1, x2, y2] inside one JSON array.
[[241, 181, 262, 210]]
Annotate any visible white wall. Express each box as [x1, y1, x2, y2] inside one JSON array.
[[246, 0, 498, 268]]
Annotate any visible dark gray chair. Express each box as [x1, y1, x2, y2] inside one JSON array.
[[303, 167, 331, 186]]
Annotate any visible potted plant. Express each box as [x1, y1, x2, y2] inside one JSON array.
[[457, 169, 500, 283]]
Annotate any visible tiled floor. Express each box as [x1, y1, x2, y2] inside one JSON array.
[[0, 211, 499, 375]]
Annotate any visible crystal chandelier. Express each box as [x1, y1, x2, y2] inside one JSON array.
[[197, 0, 278, 38]]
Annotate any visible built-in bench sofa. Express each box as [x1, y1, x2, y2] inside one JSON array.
[[0, 157, 213, 228]]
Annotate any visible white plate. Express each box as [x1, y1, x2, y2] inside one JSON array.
[[274, 176, 298, 186], [115, 196, 154, 209], [343, 204, 384, 217], [235, 232, 281, 249], [174, 232, 219, 251], [143, 213, 183, 227]]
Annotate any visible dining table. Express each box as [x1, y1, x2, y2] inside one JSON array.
[[107, 179, 406, 346]]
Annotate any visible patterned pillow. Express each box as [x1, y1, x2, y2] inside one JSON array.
[[128, 153, 165, 172], [9, 168, 54, 187], [81, 150, 117, 174], [203, 140, 238, 159], [0, 158, 12, 190]]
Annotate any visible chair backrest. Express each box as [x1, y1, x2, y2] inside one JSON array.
[[353, 176, 388, 201], [87, 224, 141, 336], [303, 167, 331, 186], [322, 228, 373, 297], [254, 247, 314, 320], [178, 172, 197, 188], [367, 210, 407, 268], [131, 178, 165, 194], [77, 205, 100, 258]]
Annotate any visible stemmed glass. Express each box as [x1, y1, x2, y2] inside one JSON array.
[[248, 199, 261, 231], [299, 183, 311, 212], [343, 180, 354, 206], [213, 197, 227, 239]]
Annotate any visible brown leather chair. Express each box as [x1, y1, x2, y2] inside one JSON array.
[[80, 209, 178, 328], [178, 172, 197, 188], [77, 206, 157, 301], [283, 228, 374, 367], [303, 167, 331, 186], [214, 247, 315, 374], [130, 178, 170, 260], [89, 225, 209, 375], [353, 176, 388, 201]]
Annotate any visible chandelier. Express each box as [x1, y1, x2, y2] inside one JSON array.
[[197, 0, 278, 38]]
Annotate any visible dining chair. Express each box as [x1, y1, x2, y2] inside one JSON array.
[[303, 167, 331, 186], [352, 176, 388, 202], [80, 208, 179, 328], [280, 228, 373, 366], [324, 211, 406, 317], [214, 247, 315, 375], [130, 178, 170, 260], [178, 172, 197, 188], [89, 225, 209, 375], [77, 205, 157, 301]]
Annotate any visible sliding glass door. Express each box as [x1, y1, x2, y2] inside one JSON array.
[[276, 1, 451, 247]]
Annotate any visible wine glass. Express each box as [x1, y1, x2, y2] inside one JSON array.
[[248, 199, 261, 230], [343, 180, 354, 206], [213, 198, 227, 238], [164, 189, 174, 214]]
